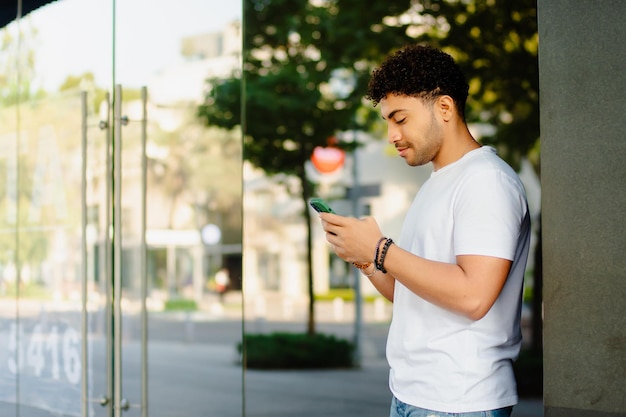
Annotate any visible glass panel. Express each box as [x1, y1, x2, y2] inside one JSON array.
[[17, 90, 85, 416], [1, 1, 243, 415], [2, 66, 86, 417], [0, 7, 19, 416], [239, 1, 394, 415], [0, 0, 114, 416], [115, 1, 243, 416]]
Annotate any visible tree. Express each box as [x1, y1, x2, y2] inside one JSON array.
[[147, 111, 242, 241], [409, 0, 540, 173], [199, 0, 416, 335], [199, 0, 540, 339], [0, 17, 43, 105]]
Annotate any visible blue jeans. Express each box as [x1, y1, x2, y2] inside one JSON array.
[[390, 396, 513, 417]]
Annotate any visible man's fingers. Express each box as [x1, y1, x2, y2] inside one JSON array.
[[318, 212, 345, 225]]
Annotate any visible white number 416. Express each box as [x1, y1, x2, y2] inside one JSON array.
[[7, 322, 81, 385]]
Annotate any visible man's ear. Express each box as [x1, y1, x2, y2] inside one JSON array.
[[436, 95, 456, 122]]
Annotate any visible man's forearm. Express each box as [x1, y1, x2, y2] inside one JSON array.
[[360, 264, 395, 302]]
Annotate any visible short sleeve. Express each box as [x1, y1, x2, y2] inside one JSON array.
[[453, 169, 528, 260]]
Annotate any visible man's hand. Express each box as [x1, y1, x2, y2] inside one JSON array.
[[319, 213, 384, 265]]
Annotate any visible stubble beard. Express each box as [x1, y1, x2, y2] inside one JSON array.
[[403, 143, 436, 167], [404, 116, 442, 167]]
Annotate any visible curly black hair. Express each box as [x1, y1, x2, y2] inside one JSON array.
[[366, 45, 469, 121]]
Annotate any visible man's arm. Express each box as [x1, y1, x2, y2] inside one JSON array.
[[359, 264, 395, 302], [320, 213, 512, 320], [382, 244, 511, 320]]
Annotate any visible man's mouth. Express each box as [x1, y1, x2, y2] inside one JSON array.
[[396, 145, 409, 157]]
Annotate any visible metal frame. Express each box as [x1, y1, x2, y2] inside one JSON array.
[[80, 84, 148, 416], [80, 91, 88, 417], [140, 86, 149, 417], [113, 84, 123, 417]]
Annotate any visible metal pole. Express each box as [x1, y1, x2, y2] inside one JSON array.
[[140, 86, 148, 417], [113, 84, 123, 417], [351, 139, 363, 367], [80, 91, 89, 417], [104, 91, 113, 416]]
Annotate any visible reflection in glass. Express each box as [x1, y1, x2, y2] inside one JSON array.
[[2, 0, 242, 416], [0, 15, 20, 417], [1, 91, 85, 415]]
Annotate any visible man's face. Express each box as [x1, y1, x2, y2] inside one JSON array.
[[379, 94, 443, 167]]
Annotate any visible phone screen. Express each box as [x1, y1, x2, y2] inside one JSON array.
[[309, 198, 335, 214]]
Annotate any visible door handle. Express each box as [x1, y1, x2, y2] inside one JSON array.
[[87, 395, 131, 411], [85, 395, 109, 406], [120, 398, 130, 411]]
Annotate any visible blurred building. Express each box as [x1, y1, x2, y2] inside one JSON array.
[[148, 20, 241, 106]]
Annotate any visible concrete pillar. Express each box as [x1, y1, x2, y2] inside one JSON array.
[[538, 1, 626, 416]]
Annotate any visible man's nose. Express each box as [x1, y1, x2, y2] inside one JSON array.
[[387, 124, 401, 144]]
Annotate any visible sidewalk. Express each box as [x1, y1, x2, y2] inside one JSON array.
[[172, 294, 545, 416], [242, 353, 543, 417]]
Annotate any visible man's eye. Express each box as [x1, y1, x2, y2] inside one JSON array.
[[396, 118, 406, 124]]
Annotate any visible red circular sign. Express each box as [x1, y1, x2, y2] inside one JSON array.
[[311, 146, 345, 174]]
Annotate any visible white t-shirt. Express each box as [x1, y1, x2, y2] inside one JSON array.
[[387, 146, 531, 413]]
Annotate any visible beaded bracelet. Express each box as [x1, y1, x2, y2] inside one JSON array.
[[353, 261, 378, 277], [374, 237, 386, 267], [353, 237, 387, 277], [352, 261, 371, 270], [376, 238, 394, 274]]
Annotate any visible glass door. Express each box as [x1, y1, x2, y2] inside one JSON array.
[[114, 1, 243, 416], [0, 0, 114, 415], [0, 0, 243, 416]]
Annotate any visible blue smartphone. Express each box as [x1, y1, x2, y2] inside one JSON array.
[[309, 198, 335, 214]]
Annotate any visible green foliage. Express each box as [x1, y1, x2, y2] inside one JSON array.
[[148, 108, 242, 239], [412, 0, 540, 172], [200, 0, 539, 174], [164, 298, 198, 311], [523, 273, 535, 304], [0, 19, 41, 105], [2, 282, 51, 299], [199, 0, 417, 177], [58, 73, 95, 91], [240, 332, 355, 369]]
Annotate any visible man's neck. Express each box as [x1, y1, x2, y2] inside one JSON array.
[[432, 124, 480, 171]]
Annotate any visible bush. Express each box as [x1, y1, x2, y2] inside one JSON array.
[[3, 282, 51, 299], [164, 298, 198, 311], [239, 332, 355, 369]]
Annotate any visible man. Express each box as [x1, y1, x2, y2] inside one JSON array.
[[319, 45, 531, 417]]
